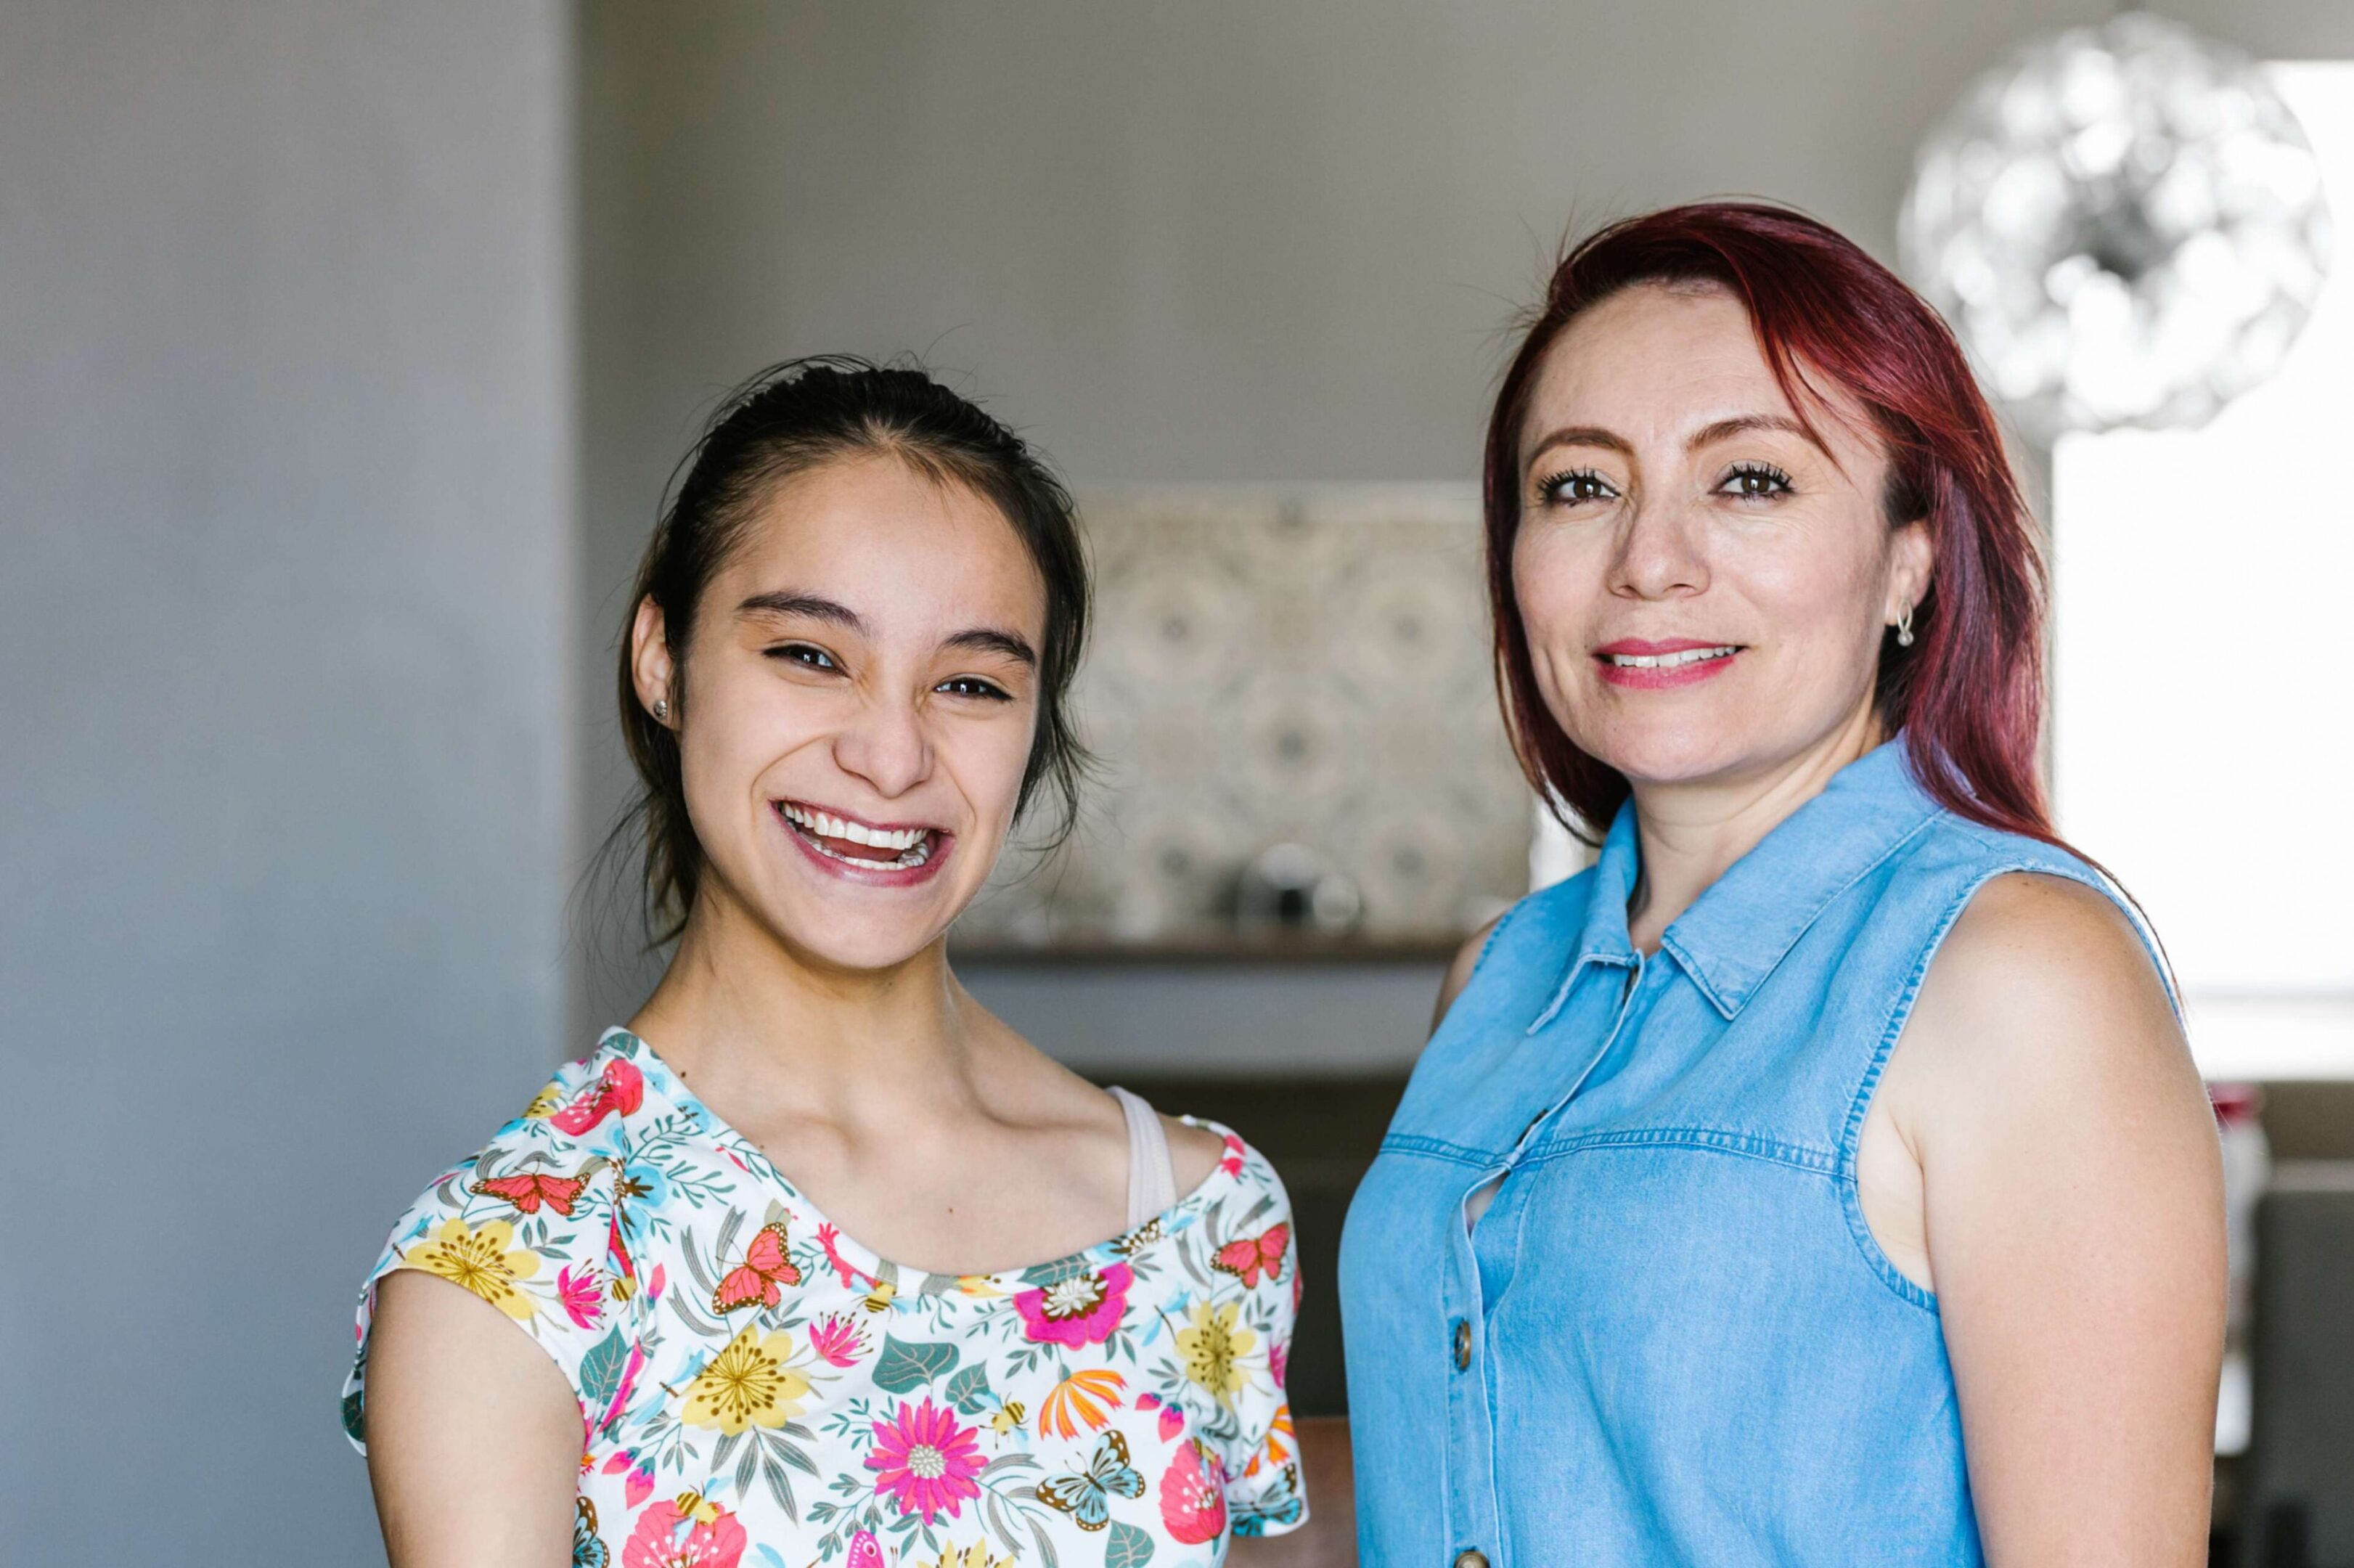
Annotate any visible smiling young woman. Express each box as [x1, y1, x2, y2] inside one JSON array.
[[345, 359, 1309, 1566], [1339, 206, 2226, 1565]]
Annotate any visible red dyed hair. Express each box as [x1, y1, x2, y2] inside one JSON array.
[[1485, 201, 2056, 846]]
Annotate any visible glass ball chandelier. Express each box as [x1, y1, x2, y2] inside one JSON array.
[[1899, 12, 2331, 442]]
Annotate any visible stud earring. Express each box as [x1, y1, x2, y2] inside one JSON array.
[[653, 697, 670, 721], [1895, 603, 1916, 649]]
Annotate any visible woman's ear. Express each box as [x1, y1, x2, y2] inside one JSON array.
[[630, 596, 676, 724], [1888, 517, 1934, 625]]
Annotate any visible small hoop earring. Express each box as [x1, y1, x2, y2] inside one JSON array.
[[1895, 603, 1916, 649], [652, 697, 670, 722]]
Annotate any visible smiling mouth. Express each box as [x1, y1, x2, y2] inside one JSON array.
[[774, 801, 940, 869], [1600, 645, 1741, 669]]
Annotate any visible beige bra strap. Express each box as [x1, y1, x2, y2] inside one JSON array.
[[1108, 1085, 1179, 1228]]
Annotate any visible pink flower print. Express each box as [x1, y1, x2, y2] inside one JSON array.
[[1135, 1391, 1185, 1440], [866, 1397, 984, 1524], [605, 1208, 640, 1301], [808, 1312, 867, 1368], [1270, 1336, 1290, 1392], [1219, 1133, 1246, 1177], [620, 1497, 746, 1568], [817, 1222, 873, 1289], [551, 1058, 645, 1135], [600, 1450, 656, 1508], [1159, 1437, 1227, 1545], [557, 1265, 605, 1329], [1010, 1262, 1132, 1348]]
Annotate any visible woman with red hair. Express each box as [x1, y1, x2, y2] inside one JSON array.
[[1339, 203, 2223, 1564]]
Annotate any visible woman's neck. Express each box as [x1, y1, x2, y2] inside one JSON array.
[[1624, 705, 1887, 954], [625, 887, 984, 1128]]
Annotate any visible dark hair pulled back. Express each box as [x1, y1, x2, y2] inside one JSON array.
[[615, 354, 1090, 940]]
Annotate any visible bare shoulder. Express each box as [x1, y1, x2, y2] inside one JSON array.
[[1433, 914, 1504, 1031], [1901, 870, 2196, 1126], [1164, 1116, 1227, 1196], [958, 990, 1235, 1200], [1927, 872, 2176, 1043], [967, 1003, 1225, 1189]]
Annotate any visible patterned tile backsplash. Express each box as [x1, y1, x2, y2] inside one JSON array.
[[957, 486, 1538, 950]]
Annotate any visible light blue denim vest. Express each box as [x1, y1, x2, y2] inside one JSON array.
[[1339, 738, 2164, 1566]]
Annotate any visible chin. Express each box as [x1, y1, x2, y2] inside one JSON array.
[[1576, 708, 1757, 789], [798, 928, 944, 973], [698, 850, 976, 973], [768, 894, 959, 973]]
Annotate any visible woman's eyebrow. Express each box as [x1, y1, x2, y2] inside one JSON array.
[[1685, 412, 1826, 455], [737, 591, 1034, 667], [736, 591, 867, 633], [1524, 425, 1633, 470], [944, 627, 1037, 668]]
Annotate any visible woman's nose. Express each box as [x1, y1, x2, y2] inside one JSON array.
[[1610, 497, 1710, 600], [830, 695, 933, 800]]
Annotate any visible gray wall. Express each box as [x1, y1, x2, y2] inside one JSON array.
[[0, 3, 573, 1560]]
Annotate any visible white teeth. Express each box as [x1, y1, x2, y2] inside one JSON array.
[[797, 831, 934, 870], [1606, 646, 1738, 669], [796, 828, 932, 866], [780, 802, 933, 854]]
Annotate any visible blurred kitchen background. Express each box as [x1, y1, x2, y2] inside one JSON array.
[[7, 3, 2354, 1564]]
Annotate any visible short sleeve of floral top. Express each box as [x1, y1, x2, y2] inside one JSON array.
[[344, 1029, 1307, 1567]]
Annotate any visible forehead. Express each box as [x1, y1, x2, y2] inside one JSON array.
[[1522, 283, 1870, 461], [721, 454, 1047, 633]]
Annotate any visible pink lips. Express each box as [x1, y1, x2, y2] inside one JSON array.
[[772, 800, 955, 890], [1592, 636, 1744, 690]]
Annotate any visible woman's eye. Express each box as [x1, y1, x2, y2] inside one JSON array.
[[1720, 462, 1793, 499], [766, 643, 838, 671], [936, 677, 1013, 702], [1537, 468, 1617, 506]]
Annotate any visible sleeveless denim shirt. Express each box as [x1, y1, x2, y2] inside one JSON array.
[[1338, 739, 2167, 1566]]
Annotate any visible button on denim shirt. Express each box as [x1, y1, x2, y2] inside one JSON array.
[[1338, 739, 2165, 1566]]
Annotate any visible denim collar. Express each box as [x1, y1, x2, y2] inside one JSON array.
[[1539, 738, 1942, 1029]]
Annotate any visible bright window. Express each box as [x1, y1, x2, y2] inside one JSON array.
[[2053, 62, 2354, 1079]]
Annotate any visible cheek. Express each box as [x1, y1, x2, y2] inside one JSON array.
[[1738, 536, 1883, 650], [926, 700, 1042, 837], [678, 669, 816, 804], [1511, 527, 1605, 646]]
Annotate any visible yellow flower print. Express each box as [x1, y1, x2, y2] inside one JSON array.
[[1177, 1299, 1256, 1405], [923, 1545, 1015, 1568], [681, 1326, 811, 1435], [521, 1079, 564, 1119], [402, 1218, 541, 1320]]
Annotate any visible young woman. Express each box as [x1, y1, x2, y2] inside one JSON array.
[[1339, 205, 2225, 1564], [347, 359, 1307, 1566]]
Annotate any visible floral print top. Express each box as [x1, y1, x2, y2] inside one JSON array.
[[344, 1029, 1307, 1567]]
